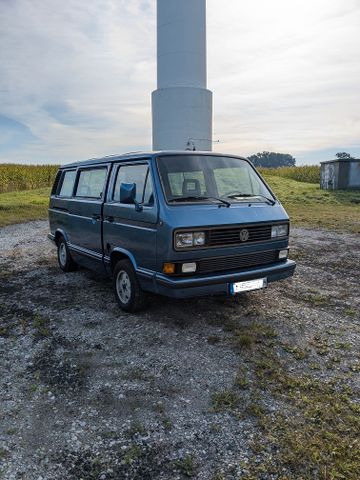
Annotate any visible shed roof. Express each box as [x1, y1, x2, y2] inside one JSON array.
[[321, 158, 360, 165]]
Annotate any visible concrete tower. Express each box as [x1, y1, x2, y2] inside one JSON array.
[[152, 0, 213, 151]]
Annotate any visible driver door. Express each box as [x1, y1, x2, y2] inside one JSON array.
[[103, 161, 158, 271]]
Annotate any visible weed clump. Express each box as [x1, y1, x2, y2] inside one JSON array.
[[212, 390, 239, 412]]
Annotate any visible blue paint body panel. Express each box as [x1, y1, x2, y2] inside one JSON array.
[[48, 151, 296, 299]]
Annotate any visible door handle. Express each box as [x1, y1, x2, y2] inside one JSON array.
[[105, 216, 114, 223], [92, 214, 101, 221]]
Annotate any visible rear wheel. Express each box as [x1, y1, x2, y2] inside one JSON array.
[[113, 260, 146, 313], [57, 236, 77, 272]]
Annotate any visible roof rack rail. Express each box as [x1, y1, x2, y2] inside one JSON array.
[[120, 151, 143, 156]]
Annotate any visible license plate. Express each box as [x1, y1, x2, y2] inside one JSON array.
[[230, 278, 267, 294]]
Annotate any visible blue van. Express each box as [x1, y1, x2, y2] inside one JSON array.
[[48, 151, 296, 312]]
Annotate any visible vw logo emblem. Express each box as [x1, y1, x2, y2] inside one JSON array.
[[239, 229, 249, 242]]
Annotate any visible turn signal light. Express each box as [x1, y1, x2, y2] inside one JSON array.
[[279, 249, 289, 260], [163, 263, 176, 274]]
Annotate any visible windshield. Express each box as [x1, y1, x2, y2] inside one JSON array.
[[156, 155, 274, 204]]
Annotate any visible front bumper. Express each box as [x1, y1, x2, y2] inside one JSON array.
[[138, 259, 296, 299]]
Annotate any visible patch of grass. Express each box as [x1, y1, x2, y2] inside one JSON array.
[[0, 188, 50, 227], [122, 445, 142, 466], [305, 293, 331, 306], [288, 247, 306, 261], [154, 401, 165, 414], [175, 454, 197, 477], [126, 421, 146, 438], [259, 375, 360, 479], [30, 383, 39, 393], [334, 341, 351, 351], [162, 417, 172, 430], [309, 362, 321, 370], [344, 307, 357, 317], [262, 174, 360, 233], [234, 371, 249, 389], [309, 335, 330, 356], [349, 363, 360, 373], [246, 402, 266, 418], [212, 472, 225, 480], [282, 343, 309, 360], [0, 269, 12, 279], [212, 390, 239, 412], [227, 319, 360, 478], [33, 313, 51, 338], [0, 326, 9, 337], [209, 423, 221, 433], [232, 322, 277, 350], [0, 448, 9, 459]]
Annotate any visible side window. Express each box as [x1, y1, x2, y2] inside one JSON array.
[[59, 170, 76, 197], [51, 170, 62, 195], [75, 168, 107, 198], [113, 164, 153, 204]]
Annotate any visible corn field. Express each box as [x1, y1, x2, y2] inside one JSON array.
[[259, 165, 320, 184], [0, 163, 321, 194], [0, 164, 59, 193]]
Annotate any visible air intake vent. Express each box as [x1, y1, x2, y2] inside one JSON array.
[[197, 250, 278, 274], [208, 224, 272, 247]]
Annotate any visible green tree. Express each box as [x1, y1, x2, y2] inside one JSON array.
[[248, 151, 296, 168], [335, 152, 353, 160]]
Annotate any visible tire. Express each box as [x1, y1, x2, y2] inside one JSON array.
[[57, 236, 77, 272], [113, 259, 146, 313]]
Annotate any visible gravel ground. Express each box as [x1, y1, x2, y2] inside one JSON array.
[[0, 220, 359, 479]]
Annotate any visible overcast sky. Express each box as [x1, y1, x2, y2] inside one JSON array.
[[0, 0, 359, 165]]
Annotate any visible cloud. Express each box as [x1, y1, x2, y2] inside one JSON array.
[[207, 0, 360, 162], [0, 0, 359, 164], [0, 0, 155, 163]]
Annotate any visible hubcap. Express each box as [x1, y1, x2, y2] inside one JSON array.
[[116, 270, 131, 304], [59, 242, 67, 266]]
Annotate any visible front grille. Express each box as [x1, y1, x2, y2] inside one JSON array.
[[197, 250, 278, 274], [208, 224, 272, 246]]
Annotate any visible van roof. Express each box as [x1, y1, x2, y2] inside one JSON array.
[[61, 151, 248, 168]]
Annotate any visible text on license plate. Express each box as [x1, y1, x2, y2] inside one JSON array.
[[230, 278, 267, 294]]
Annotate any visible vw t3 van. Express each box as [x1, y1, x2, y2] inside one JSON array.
[[48, 151, 296, 312]]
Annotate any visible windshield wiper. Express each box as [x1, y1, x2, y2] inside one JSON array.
[[169, 196, 231, 208], [225, 193, 276, 205]]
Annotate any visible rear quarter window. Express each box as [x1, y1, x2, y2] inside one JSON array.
[[51, 170, 62, 195], [58, 170, 77, 197]]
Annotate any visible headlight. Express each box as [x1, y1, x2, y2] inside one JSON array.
[[193, 232, 205, 246], [175, 231, 206, 249], [271, 224, 289, 238]]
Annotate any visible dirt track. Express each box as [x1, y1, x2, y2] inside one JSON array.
[[0, 221, 359, 479]]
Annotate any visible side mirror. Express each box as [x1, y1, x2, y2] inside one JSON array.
[[120, 182, 136, 204], [119, 182, 143, 212]]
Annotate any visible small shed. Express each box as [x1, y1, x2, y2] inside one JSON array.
[[320, 158, 360, 190]]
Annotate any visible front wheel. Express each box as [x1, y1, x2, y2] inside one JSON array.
[[57, 236, 77, 272], [113, 260, 146, 313]]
